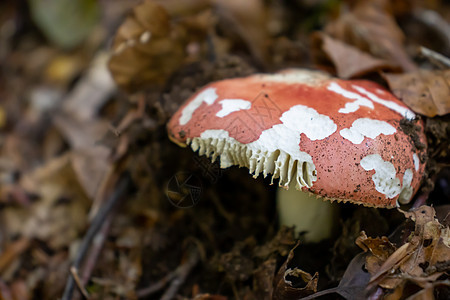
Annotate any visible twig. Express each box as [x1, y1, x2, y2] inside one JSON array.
[[70, 266, 89, 299], [414, 9, 450, 52], [419, 46, 450, 68], [135, 269, 178, 298], [61, 174, 131, 300], [81, 213, 114, 285], [137, 246, 199, 299], [161, 247, 199, 300]]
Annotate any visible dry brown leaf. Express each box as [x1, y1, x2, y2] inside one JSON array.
[[357, 206, 450, 298], [325, 0, 416, 72], [400, 206, 450, 275], [384, 69, 450, 117], [1, 154, 91, 250], [272, 242, 318, 300], [214, 0, 269, 64], [193, 294, 228, 300], [62, 52, 116, 123], [300, 253, 371, 300], [154, 0, 211, 17], [108, 0, 210, 92], [0, 238, 30, 276], [312, 33, 398, 78], [253, 259, 276, 300]]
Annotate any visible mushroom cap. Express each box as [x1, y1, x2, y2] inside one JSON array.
[[167, 69, 427, 208]]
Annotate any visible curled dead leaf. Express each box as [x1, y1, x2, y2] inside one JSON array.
[[312, 33, 398, 78], [108, 1, 210, 92], [384, 69, 450, 117], [214, 0, 269, 65], [357, 206, 450, 298], [300, 253, 371, 300], [273, 242, 318, 300], [325, 0, 416, 72], [1, 155, 91, 250]]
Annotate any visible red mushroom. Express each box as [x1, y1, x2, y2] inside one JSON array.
[[167, 69, 427, 242]]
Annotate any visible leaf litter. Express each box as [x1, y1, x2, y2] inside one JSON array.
[[0, 0, 449, 299]]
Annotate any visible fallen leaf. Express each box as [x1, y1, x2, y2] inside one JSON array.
[[300, 252, 371, 300], [218, 238, 256, 282], [193, 294, 228, 300], [214, 0, 269, 64], [108, 0, 209, 92], [253, 259, 276, 300], [1, 154, 91, 250], [325, 0, 416, 72], [254, 226, 296, 259], [356, 206, 450, 298], [53, 53, 115, 198], [312, 33, 397, 78], [62, 52, 116, 122], [108, 0, 182, 91], [0, 237, 30, 276], [272, 242, 318, 300], [384, 69, 450, 117], [0, 104, 6, 128]]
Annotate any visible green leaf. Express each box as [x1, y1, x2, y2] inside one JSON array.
[[28, 0, 100, 49]]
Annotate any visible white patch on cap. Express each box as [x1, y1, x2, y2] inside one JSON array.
[[413, 153, 420, 171], [360, 154, 415, 203], [327, 82, 374, 113], [352, 86, 416, 120], [216, 99, 251, 117], [179, 87, 218, 125], [339, 118, 396, 144], [360, 154, 401, 199], [280, 105, 337, 140], [398, 169, 414, 205]]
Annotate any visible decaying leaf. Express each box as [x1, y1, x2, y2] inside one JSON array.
[[273, 242, 318, 300], [384, 69, 450, 117], [253, 259, 276, 300], [312, 33, 397, 78], [356, 206, 450, 298], [301, 253, 371, 300], [324, 0, 416, 72], [254, 225, 296, 259], [0, 237, 30, 277], [108, 0, 210, 92], [214, 0, 269, 65], [1, 154, 91, 250], [217, 237, 256, 282], [355, 232, 397, 277]]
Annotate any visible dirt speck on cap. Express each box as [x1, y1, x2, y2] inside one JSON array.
[[399, 118, 426, 154]]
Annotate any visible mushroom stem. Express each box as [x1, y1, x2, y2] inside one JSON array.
[[277, 184, 339, 242]]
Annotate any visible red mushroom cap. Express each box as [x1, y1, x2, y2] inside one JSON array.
[[167, 69, 427, 207]]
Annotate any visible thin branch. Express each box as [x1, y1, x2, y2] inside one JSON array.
[[136, 247, 199, 299], [135, 269, 178, 298], [420, 46, 450, 68], [61, 174, 131, 300], [70, 266, 90, 299], [81, 213, 114, 285], [161, 247, 199, 300]]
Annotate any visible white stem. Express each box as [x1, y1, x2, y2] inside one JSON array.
[[277, 185, 338, 243]]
